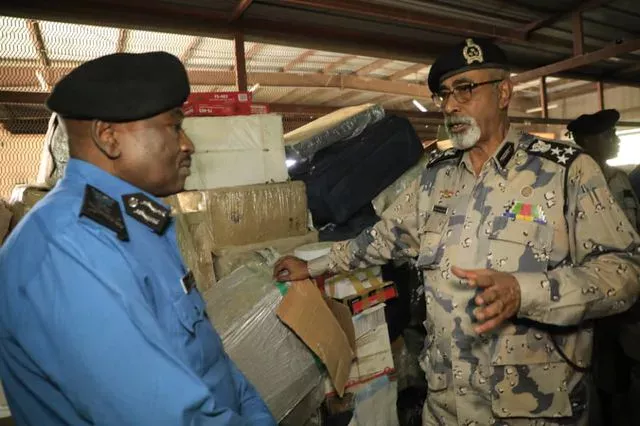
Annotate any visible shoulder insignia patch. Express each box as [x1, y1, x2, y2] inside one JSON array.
[[122, 193, 171, 235], [427, 148, 462, 168], [524, 137, 582, 167], [80, 185, 129, 241]]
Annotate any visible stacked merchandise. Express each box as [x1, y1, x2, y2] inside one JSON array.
[[323, 282, 400, 426], [296, 244, 400, 425], [287, 106, 425, 242], [202, 261, 357, 423], [171, 108, 334, 422]]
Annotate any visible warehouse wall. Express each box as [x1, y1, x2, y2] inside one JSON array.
[[0, 130, 43, 199], [551, 86, 640, 121]]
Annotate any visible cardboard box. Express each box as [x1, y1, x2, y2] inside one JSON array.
[[277, 280, 356, 397], [173, 212, 216, 292], [182, 114, 288, 190], [251, 103, 270, 115], [183, 92, 253, 117], [213, 231, 318, 279], [337, 282, 398, 315], [0, 201, 12, 244], [324, 266, 384, 300], [173, 182, 308, 247], [323, 305, 395, 395], [204, 268, 355, 420]]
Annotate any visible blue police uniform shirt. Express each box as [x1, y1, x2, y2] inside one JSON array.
[[0, 159, 276, 425]]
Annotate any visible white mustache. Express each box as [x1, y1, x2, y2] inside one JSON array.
[[445, 116, 474, 126]]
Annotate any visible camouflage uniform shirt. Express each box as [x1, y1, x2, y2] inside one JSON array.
[[603, 165, 640, 231], [309, 129, 640, 426]]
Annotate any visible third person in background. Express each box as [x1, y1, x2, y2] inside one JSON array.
[[567, 109, 640, 230]]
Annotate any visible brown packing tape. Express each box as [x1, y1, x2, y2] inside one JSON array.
[[175, 182, 308, 247], [276, 280, 355, 397]]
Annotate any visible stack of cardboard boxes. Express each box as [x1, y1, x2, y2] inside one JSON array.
[[168, 112, 319, 293], [319, 267, 400, 425]]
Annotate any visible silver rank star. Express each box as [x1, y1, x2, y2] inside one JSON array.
[[564, 146, 576, 155], [556, 153, 569, 164], [550, 147, 563, 157]]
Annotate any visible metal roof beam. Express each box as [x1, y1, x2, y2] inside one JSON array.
[[388, 64, 428, 81], [0, 65, 430, 97], [116, 28, 129, 53], [519, 0, 615, 36], [181, 37, 202, 63], [229, 0, 253, 22], [283, 50, 316, 72], [322, 55, 357, 74], [268, 103, 640, 127], [355, 59, 392, 76], [26, 20, 50, 68], [276, 0, 527, 44], [511, 38, 640, 84]]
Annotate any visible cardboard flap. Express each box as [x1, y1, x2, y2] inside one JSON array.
[[325, 297, 356, 353], [276, 280, 354, 397]]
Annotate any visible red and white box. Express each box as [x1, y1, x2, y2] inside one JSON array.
[[183, 92, 253, 117]]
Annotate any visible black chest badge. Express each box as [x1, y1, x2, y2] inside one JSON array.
[[122, 193, 171, 235]]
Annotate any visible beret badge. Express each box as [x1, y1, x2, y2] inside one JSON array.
[[463, 38, 484, 65]]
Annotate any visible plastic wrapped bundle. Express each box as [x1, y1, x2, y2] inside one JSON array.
[[36, 113, 69, 187], [284, 104, 385, 164], [203, 262, 323, 421]]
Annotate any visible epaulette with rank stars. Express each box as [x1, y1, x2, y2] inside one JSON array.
[[524, 137, 582, 168], [427, 148, 463, 168]]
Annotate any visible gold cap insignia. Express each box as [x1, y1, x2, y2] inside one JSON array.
[[463, 38, 484, 65]]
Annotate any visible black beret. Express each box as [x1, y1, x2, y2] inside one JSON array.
[[428, 38, 509, 93], [46, 52, 190, 122], [567, 109, 620, 136]]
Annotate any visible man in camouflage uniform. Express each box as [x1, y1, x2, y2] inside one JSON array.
[[567, 109, 640, 230], [275, 39, 640, 425], [567, 110, 640, 426]]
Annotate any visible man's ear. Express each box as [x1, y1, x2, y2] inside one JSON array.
[[498, 78, 513, 110], [90, 120, 121, 159]]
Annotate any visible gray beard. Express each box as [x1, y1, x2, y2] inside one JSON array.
[[445, 116, 482, 150]]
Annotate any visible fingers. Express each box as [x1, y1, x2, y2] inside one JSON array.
[[272, 256, 295, 280], [475, 288, 498, 306], [474, 299, 504, 323], [474, 315, 505, 334]]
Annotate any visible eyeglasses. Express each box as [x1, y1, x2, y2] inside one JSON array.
[[432, 79, 504, 109]]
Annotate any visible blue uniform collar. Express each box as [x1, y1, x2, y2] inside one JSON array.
[[62, 159, 170, 209]]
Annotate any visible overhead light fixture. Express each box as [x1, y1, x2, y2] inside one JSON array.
[[412, 99, 428, 112], [248, 83, 260, 93], [525, 103, 559, 114]]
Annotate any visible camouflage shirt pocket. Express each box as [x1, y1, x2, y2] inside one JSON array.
[[487, 216, 554, 273], [416, 211, 449, 269], [490, 334, 573, 419]]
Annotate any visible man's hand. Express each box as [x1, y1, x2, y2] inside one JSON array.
[[451, 266, 521, 334], [273, 256, 311, 282]]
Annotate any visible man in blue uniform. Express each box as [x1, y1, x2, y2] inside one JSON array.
[[0, 52, 276, 425]]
